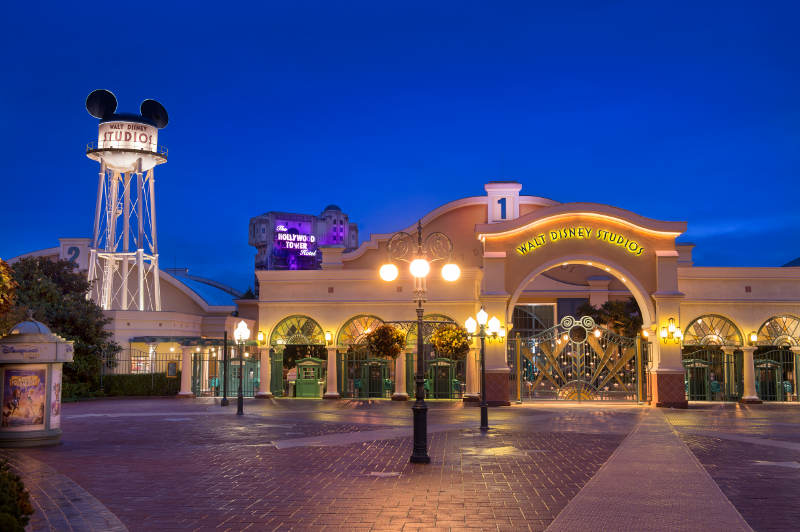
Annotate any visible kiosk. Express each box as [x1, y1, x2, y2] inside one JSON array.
[[0, 318, 73, 447]]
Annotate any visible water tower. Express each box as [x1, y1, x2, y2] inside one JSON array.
[[84, 90, 168, 311]]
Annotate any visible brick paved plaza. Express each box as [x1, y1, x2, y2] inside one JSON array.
[[3, 399, 800, 531]]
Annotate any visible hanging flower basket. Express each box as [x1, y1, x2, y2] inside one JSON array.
[[365, 324, 405, 359], [430, 323, 471, 359]]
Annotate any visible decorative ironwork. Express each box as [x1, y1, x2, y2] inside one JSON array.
[[269, 315, 325, 346], [682, 314, 743, 346], [519, 315, 640, 401], [755, 348, 798, 401], [681, 348, 742, 401], [757, 315, 800, 346], [398, 314, 457, 348], [387, 221, 453, 265], [337, 315, 384, 346]]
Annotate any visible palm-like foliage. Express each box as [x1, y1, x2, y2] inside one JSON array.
[[576, 297, 642, 337]]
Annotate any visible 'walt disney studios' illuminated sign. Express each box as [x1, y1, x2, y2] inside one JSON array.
[[516, 226, 645, 257]]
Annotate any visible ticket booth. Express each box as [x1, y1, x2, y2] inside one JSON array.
[[295, 357, 325, 398]]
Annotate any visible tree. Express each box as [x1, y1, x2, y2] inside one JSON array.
[[8, 257, 120, 386], [365, 324, 405, 359], [576, 297, 642, 337], [430, 323, 471, 359], [0, 259, 16, 320]]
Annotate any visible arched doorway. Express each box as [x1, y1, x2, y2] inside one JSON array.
[[681, 315, 743, 401], [396, 314, 465, 398], [269, 315, 326, 397], [754, 315, 800, 401], [336, 315, 391, 398]]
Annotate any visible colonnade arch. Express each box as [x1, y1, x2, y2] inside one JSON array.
[[757, 315, 800, 346], [269, 315, 326, 346], [336, 314, 384, 346], [682, 314, 743, 347]]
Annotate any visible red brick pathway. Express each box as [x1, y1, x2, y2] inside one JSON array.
[[14, 399, 630, 531]]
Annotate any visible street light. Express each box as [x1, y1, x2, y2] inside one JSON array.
[[234, 320, 251, 415], [380, 220, 460, 464], [465, 306, 501, 432]]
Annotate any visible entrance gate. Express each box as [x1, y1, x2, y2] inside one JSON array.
[[681, 348, 742, 401], [510, 315, 643, 401], [339, 348, 392, 398], [755, 348, 798, 401]]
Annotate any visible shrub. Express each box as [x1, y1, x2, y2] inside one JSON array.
[[101, 372, 182, 396], [0, 460, 34, 532]]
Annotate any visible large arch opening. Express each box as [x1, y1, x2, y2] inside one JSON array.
[[754, 315, 800, 401], [681, 314, 743, 401], [506, 260, 648, 402], [269, 315, 327, 397]]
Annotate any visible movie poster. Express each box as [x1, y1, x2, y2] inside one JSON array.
[[2, 367, 46, 430], [50, 367, 62, 429]]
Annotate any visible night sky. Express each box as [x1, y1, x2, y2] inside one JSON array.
[[2, 2, 799, 291]]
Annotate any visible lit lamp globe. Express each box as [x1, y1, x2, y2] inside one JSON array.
[[441, 263, 460, 282], [488, 316, 501, 335], [476, 308, 489, 327], [409, 258, 430, 278], [234, 320, 251, 343], [379, 263, 399, 282], [465, 316, 477, 334]]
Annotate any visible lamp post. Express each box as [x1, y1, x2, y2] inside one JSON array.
[[380, 220, 460, 464], [465, 307, 503, 432], [221, 330, 229, 406], [234, 320, 251, 415]]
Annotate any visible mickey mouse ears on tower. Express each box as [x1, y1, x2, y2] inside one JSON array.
[[85, 89, 169, 129]]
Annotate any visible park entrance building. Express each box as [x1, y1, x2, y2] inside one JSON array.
[[246, 181, 800, 406]]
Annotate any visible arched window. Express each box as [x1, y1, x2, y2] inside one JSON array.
[[756, 315, 800, 346], [269, 315, 325, 346], [682, 315, 743, 347], [405, 314, 456, 348], [336, 315, 384, 346]]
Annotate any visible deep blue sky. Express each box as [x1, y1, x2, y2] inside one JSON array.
[[2, 1, 799, 291]]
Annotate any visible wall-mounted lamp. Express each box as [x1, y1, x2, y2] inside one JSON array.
[[748, 331, 758, 346], [660, 318, 682, 344], [325, 331, 333, 345], [257, 331, 265, 345]]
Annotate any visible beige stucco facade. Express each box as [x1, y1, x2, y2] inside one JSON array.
[[256, 182, 800, 406]]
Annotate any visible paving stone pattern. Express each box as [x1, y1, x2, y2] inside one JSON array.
[[0, 449, 127, 532], [17, 400, 627, 531], [681, 433, 800, 532]]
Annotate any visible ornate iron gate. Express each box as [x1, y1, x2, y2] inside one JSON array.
[[681, 348, 742, 401], [513, 315, 642, 401], [755, 348, 798, 401]]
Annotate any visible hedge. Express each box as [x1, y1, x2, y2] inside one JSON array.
[[101, 371, 182, 396], [0, 460, 34, 532]]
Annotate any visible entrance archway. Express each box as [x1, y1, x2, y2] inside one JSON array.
[[476, 203, 686, 407], [507, 256, 656, 329], [269, 315, 327, 397]]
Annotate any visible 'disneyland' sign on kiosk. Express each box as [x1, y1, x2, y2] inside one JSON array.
[[0, 318, 73, 447]]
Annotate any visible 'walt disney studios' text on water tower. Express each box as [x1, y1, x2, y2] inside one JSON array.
[[85, 90, 168, 312]]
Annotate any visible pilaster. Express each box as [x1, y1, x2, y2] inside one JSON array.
[[177, 347, 194, 398], [392, 352, 408, 400], [255, 347, 272, 399], [323, 346, 340, 399], [739, 346, 761, 404]]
